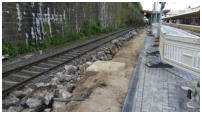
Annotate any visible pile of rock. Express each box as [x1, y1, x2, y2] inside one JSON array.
[[3, 64, 78, 112], [2, 30, 137, 112]]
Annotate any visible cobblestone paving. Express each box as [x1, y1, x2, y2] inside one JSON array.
[[123, 32, 200, 112]]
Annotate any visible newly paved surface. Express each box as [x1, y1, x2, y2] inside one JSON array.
[[122, 31, 200, 112]]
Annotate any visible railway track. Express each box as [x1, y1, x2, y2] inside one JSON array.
[[2, 27, 134, 95]]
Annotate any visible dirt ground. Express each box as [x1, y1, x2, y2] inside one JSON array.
[[62, 28, 146, 112]]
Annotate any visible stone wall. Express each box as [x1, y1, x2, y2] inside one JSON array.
[[2, 2, 143, 45]]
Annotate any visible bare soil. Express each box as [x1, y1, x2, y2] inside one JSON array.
[[60, 28, 146, 112]]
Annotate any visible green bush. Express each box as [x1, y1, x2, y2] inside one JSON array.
[[2, 45, 9, 55], [18, 42, 31, 54], [2, 43, 18, 57], [68, 32, 84, 40], [121, 2, 129, 8], [102, 27, 115, 33], [51, 35, 65, 46], [43, 21, 52, 44], [118, 24, 126, 28], [38, 40, 50, 49], [91, 23, 102, 35], [62, 18, 69, 37], [81, 20, 103, 36], [81, 20, 92, 36], [135, 2, 143, 10]]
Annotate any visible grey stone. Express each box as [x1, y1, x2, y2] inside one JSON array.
[[97, 51, 108, 61], [58, 74, 72, 82], [56, 72, 62, 77], [108, 45, 118, 55], [44, 108, 51, 112], [22, 108, 36, 112], [79, 64, 87, 75], [66, 83, 75, 92], [58, 89, 72, 99], [91, 55, 97, 61], [106, 54, 113, 60], [26, 98, 42, 108], [51, 77, 60, 85], [35, 82, 50, 88], [24, 87, 33, 95], [10, 90, 26, 99], [44, 92, 54, 105], [119, 37, 126, 41], [3, 96, 19, 106], [111, 39, 119, 44], [104, 49, 111, 54], [131, 31, 137, 35], [64, 65, 77, 74], [57, 85, 64, 89], [86, 61, 93, 66], [52, 101, 66, 112], [7, 106, 23, 112], [77, 77, 81, 81]]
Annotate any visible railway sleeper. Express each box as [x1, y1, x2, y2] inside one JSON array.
[[40, 62, 56, 67], [3, 74, 28, 83], [58, 55, 74, 59], [21, 69, 41, 75], [2, 82, 14, 90], [47, 59, 63, 64], [27, 67, 48, 73], [51, 57, 67, 62], [3, 79, 18, 85], [44, 61, 61, 66], [63, 53, 80, 57], [12, 74, 31, 79], [36, 63, 54, 70], [32, 66, 50, 70]]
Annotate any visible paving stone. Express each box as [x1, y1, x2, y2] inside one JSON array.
[[123, 31, 199, 112]]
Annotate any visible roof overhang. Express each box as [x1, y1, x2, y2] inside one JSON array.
[[162, 10, 200, 20]]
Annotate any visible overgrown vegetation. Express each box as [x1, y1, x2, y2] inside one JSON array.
[[121, 2, 144, 26], [2, 20, 126, 58], [2, 43, 18, 58], [132, 2, 143, 16]]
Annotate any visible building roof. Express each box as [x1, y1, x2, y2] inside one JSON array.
[[162, 6, 200, 19]]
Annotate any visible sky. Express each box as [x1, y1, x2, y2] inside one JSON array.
[[141, 0, 200, 11]]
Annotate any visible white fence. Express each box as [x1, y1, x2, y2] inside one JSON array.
[[152, 24, 200, 76]]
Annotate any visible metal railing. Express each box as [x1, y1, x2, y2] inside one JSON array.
[[152, 24, 200, 76]]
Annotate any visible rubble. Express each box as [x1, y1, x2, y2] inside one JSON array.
[[44, 108, 51, 112], [66, 83, 75, 93], [79, 64, 87, 75], [2, 30, 137, 112], [10, 90, 26, 99], [7, 106, 23, 112], [44, 92, 55, 105], [3, 96, 19, 107], [51, 77, 60, 85], [58, 89, 72, 99], [35, 82, 50, 88], [26, 98, 43, 108], [64, 65, 77, 74], [52, 101, 66, 112], [22, 108, 36, 112], [86, 61, 93, 66]]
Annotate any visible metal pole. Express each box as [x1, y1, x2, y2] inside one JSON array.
[[157, 2, 166, 38], [157, 11, 162, 37]]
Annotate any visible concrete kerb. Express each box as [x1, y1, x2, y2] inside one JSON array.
[[122, 34, 146, 112]]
